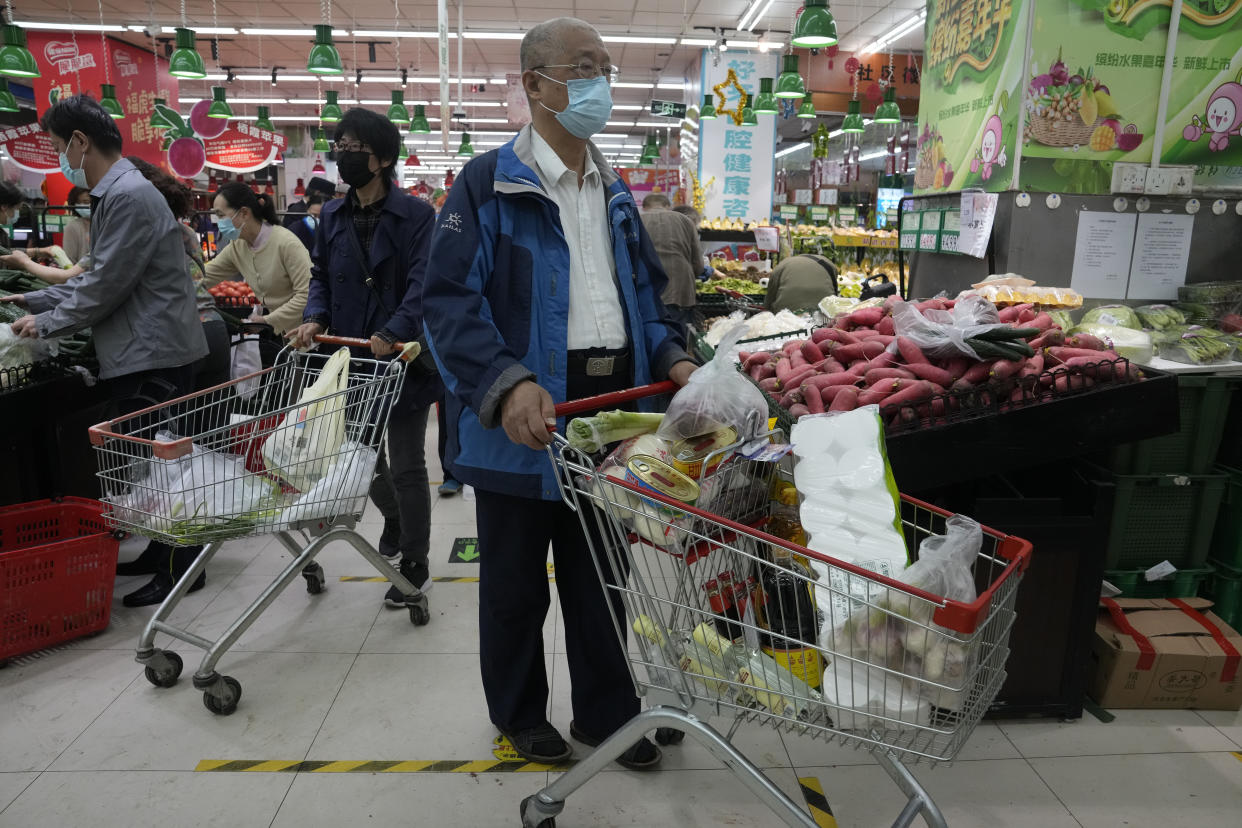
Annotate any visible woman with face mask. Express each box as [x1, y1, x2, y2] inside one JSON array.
[[202, 182, 311, 347], [0, 180, 23, 250]]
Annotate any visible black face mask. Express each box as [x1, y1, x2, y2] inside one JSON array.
[[337, 151, 376, 188]]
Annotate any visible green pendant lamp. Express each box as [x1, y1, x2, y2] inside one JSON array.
[[797, 94, 816, 119], [410, 104, 431, 134], [775, 55, 806, 99], [699, 94, 717, 120], [740, 90, 758, 127], [641, 132, 658, 158], [387, 90, 410, 125], [0, 78, 19, 112], [149, 98, 175, 128], [791, 0, 839, 48], [307, 24, 344, 74], [168, 27, 207, 79], [457, 132, 475, 157], [753, 78, 778, 115], [255, 106, 275, 131], [842, 99, 865, 133], [320, 90, 343, 122], [98, 84, 124, 119], [207, 86, 233, 119], [874, 87, 901, 124], [0, 24, 39, 78], [313, 127, 331, 152], [398, 142, 408, 160]]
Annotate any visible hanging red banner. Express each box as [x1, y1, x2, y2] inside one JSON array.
[[203, 121, 288, 173], [0, 123, 59, 173]]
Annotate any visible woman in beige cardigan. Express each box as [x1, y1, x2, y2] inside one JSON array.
[[203, 181, 310, 336]]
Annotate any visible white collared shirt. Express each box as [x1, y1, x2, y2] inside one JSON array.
[[529, 128, 628, 350]]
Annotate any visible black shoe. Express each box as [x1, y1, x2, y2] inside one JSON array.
[[378, 521, 400, 558], [384, 561, 431, 608], [569, 721, 662, 771], [116, 544, 163, 576], [498, 721, 573, 764], [121, 570, 206, 608]]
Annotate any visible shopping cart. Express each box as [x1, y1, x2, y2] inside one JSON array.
[[520, 383, 1031, 828], [88, 336, 429, 716], [716, 285, 766, 316]]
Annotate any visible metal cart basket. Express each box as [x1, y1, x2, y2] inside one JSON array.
[[88, 336, 429, 716], [521, 382, 1032, 828]]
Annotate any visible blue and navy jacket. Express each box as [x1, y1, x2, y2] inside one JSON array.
[[423, 126, 691, 500], [304, 184, 442, 410]]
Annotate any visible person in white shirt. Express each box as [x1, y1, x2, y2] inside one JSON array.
[[422, 16, 696, 771]]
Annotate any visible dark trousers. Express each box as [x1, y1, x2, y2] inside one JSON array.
[[369, 405, 432, 567], [436, 398, 456, 484], [106, 362, 203, 575], [476, 370, 638, 737]]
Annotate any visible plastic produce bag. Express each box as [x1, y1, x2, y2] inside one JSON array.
[[1081, 304, 1142, 330], [1134, 304, 1185, 331], [1069, 323, 1154, 364], [163, 449, 274, 531], [657, 323, 768, 442], [891, 294, 1008, 360], [277, 442, 377, 526], [261, 346, 350, 491]]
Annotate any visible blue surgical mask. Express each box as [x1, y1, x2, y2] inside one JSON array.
[[216, 209, 241, 242], [75, 205, 91, 218], [537, 74, 613, 139], [59, 144, 88, 188]]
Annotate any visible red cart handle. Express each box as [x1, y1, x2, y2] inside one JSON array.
[[715, 286, 747, 300], [552, 381, 678, 419], [308, 334, 416, 361]]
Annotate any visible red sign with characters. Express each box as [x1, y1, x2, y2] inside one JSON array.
[[0, 123, 59, 172], [204, 121, 288, 173]]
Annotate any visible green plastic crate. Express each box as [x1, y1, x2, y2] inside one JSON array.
[[1103, 566, 1215, 599], [1098, 471, 1228, 570], [1106, 376, 1234, 474], [1204, 560, 1242, 630], [1211, 464, 1242, 571]]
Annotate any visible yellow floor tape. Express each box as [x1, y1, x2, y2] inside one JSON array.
[[1234, 751, 1242, 763], [195, 758, 572, 773], [798, 776, 838, 828]]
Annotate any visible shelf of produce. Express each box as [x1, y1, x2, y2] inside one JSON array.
[[1139, 356, 1242, 376], [884, 367, 1179, 491]]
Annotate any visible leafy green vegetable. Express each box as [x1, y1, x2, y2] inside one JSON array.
[[567, 410, 665, 454], [1082, 305, 1142, 330]]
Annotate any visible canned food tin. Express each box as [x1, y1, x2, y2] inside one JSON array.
[[625, 455, 700, 516], [670, 427, 737, 479]]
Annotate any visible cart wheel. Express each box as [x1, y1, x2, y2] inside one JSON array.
[[202, 676, 242, 716], [408, 603, 430, 626], [302, 563, 326, 595], [654, 727, 684, 746], [144, 650, 183, 688], [519, 796, 557, 828]]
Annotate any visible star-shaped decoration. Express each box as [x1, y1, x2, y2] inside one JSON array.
[[713, 68, 748, 127]]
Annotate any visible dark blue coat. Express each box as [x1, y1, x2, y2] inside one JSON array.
[[304, 185, 442, 409]]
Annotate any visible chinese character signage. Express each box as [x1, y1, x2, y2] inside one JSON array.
[[204, 119, 288, 173], [28, 32, 178, 172], [0, 123, 59, 172], [699, 52, 778, 221], [915, 0, 1030, 194], [616, 168, 681, 204]]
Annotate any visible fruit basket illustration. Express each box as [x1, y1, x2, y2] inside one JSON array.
[[1025, 51, 1131, 150]]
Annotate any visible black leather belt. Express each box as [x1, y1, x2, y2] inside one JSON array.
[[567, 348, 631, 377]]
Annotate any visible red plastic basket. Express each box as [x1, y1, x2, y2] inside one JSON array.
[[0, 498, 118, 662]]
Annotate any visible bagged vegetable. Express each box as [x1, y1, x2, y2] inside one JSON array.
[[1047, 309, 1076, 331], [1081, 304, 1142, 330], [1068, 323, 1154, 363], [567, 410, 664, 454], [276, 442, 377, 526], [657, 323, 768, 442], [261, 346, 350, 491], [1157, 329, 1237, 365], [892, 295, 1034, 361], [1135, 304, 1185, 331]]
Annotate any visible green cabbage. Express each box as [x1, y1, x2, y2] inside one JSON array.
[[1081, 305, 1142, 331], [1069, 323, 1153, 363]]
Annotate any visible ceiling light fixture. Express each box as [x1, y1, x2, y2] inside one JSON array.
[[775, 142, 809, 158], [320, 89, 343, 121], [753, 78, 778, 114], [797, 95, 816, 119], [255, 106, 275, 130], [15, 20, 124, 32], [271, 68, 278, 86], [699, 94, 717, 120], [0, 77, 17, 111], [168, 1, 208, 80], [737, 0, 776, 33], [860, 10, 926, 57], [207, 86, 233, 118], [791, 0, 838, 48], [774, 54, 805, 98], [306, 2, 344, 75], [387, 90, 410, 125]]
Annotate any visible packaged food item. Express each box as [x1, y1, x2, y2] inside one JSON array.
[[756, 545, 824, 688], [670, 427, 737, 479], [624, 455, 699, 518]]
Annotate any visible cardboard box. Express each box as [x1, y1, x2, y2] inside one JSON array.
[[1090, 597, 1242, 710]]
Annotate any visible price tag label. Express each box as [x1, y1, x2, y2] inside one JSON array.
[[779, 204, 800, 219], [920, 210, 943, 231], [941, 209, 962, 232], [919, 231, 940, 251], [838, 207, 857, 226], [809, 206, 829, 222], [939, 232, 960, 253], [900, 232, 919, 250], [753, 226, 780, 252], [901, 211, 921, 232]]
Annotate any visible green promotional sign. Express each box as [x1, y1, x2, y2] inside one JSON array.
[[915, 0, 1031, 194]]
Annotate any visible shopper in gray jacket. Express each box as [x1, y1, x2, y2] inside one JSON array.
[[3, 95, 209, 608]]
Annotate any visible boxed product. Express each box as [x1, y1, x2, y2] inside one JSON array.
[[1089, 597, 1242, 710]]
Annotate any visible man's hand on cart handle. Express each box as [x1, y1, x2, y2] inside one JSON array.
[[669, 360, 697, 388], [503, 380, 556, 450], [369, 334, 397, 357], [10, 315, 37, 338], [290, 321, 324, 350]]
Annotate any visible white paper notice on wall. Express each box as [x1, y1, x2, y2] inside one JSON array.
[[1070, 212, 1137, 300], [753, 226, 780, 252], [1127, 213, 1193, 300], [958, 192, 998, 258]]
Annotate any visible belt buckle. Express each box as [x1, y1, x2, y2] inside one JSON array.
[[585, 356, 615, 377]]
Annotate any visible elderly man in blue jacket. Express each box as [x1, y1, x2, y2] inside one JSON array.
[[293, 108, 441, 610], [423, 17, 696, 770]]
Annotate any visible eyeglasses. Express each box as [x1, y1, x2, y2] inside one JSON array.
[[533, 60, 619, 84], [333, 140, 372, 154]]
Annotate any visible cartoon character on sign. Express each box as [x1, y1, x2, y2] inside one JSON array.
[[970, 115, 1008, 181], [1182, 76, 1242, 153]]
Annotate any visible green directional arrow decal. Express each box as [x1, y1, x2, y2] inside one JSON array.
[[449, 537, 480, 563]]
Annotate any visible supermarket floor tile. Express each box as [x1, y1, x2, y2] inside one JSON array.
[[1194, 708, 1242, 750], [0, 770, 294, 828], [997, 707, 1239, 758], [0, 774, 37, 812], [47, 652, 356, 772], [1029, 752, 1242, 828]]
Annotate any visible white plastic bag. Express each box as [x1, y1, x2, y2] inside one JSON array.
[[164, 449, 273, 528], [891, 294, 1008, 361], [656, 323, 768, 442], [277, 442, 377, 526], [231, 338, 263, 399], [261, 346, 350, 491]]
